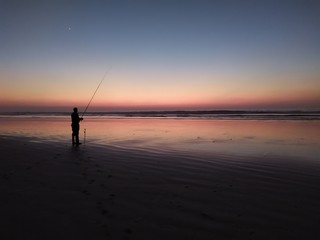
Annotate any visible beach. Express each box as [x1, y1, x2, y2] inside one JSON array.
[[1, 117, 320, 239]]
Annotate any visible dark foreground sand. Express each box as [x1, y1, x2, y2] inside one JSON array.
[[1, 136, 320, 240]]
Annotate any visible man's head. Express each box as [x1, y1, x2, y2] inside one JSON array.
[[73, 107, 78, 113]]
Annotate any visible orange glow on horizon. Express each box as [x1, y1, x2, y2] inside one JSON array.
[[1, 68, 319, 111], [1, 87, 319, 111]]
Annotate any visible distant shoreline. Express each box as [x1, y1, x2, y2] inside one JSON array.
[[0, 110, 319, 120]]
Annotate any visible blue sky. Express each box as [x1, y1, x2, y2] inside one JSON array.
[[1, 0, 320, 111]]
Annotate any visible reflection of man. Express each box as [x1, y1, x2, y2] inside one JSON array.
[[71, 107, 83, 145]]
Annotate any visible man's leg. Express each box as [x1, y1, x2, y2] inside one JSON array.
[[75, 128, 81, 145], [72, 132, 76, 145], [76, 134, 80, 144]]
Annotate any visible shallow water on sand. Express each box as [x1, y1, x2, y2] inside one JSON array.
[[1, 116, 320, 240], [0, 116, 319, 161]]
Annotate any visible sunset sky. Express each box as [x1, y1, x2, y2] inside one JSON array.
[[1, 0, 319, 112]]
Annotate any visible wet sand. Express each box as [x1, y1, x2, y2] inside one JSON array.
[[1, 135, 320, 239]]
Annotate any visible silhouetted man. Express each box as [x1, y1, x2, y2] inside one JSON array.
[[71, 107, 83, 145]]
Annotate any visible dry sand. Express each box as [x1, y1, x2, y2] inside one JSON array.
[[1, 136, 320, 240]]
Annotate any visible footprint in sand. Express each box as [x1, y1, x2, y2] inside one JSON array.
[[101, 209, 109, 215], [53, 153, 62, 159], [82, 189, 90, 195], [88, 179, 95, 184], [3, 174, 10, 180], [124, 228, 133, 234], [201, 212, 214, 220]]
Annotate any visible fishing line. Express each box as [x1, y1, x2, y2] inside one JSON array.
[[81, 66, 111, 145], [82, 66, 112, 118]]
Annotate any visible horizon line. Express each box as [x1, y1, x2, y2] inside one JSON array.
[[1, 109, 320, 114]]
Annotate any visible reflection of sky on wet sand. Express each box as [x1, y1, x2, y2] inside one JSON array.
[[0, 117, 319, 160]]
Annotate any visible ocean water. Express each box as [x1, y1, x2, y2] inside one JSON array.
[[0, 113, 319, 161]]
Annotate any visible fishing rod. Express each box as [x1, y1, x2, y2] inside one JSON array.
[[82, 66, 112, 118]]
